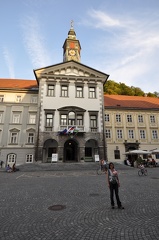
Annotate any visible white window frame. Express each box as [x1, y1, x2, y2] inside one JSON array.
[[12, 113, 21, 123], [26, 154, 33, 163], [128, 129, 134, 139], [138, 115, 143, 123], [105, 114, 110, 122], [139, 130, 146, 139], [76, 86, 83, 98], [7, 154, 16, 164], [47, 85, 55, 97], [60, 114, 67, 126], [10, 132, 18, 144], [106, 129, 111, 138], [150, 115, 155, 123], [117, 129, 123, 139], [116, 114, 121, 122], [61, 85, 68, 97], [152, 130, 158, 139], [77, 114, 83, 126], [89, 87, 96, 98], [27, 132, 34, 144], [29, 114, 36, 124], [127, 114, 132, 123], [16, 95, 22, 102]]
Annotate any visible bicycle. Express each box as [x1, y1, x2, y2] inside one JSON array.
[[138, 168, 148, 176]]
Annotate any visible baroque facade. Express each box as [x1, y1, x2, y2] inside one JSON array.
[[0, 26, 159, 166], [0, 26, 109, 166]]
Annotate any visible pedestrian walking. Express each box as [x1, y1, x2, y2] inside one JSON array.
[[107, 162, 124, 209]]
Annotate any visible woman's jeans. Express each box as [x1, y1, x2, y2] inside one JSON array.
[[109, 182, 121, 207]]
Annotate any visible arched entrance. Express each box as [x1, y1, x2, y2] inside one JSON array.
[[85, 139, 98, 161], [64, 139, 78, 162], [43, 139, 58, 163]]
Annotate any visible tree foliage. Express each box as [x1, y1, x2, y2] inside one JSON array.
[[104, 80, 159, 97]]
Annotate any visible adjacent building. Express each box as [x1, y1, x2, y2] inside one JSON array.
[[104, 95, 159, 162]]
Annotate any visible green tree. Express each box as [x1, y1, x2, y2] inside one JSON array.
[[104, 80, 157, 97]]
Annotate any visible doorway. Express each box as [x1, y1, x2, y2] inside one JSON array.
[[64, 139, 78, 162]]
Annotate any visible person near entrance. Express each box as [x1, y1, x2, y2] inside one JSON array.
[[107, 162, 124, 209]]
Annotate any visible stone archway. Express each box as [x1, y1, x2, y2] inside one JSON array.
[[64, 139, 78, 162], [85, 139, 98, 162], [43, 139, 58, 163]]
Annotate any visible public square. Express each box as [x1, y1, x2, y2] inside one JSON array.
[[0, 162, 159, 240]]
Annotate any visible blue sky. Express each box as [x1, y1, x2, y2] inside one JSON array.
[[0, 0, 159, 93]]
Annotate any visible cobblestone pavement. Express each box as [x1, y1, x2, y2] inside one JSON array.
[[0, 163, 159, 240]]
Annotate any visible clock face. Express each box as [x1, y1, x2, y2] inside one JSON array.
[[69, 49, 76, 56]]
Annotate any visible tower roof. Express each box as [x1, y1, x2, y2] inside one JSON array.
[[67, 20, 76, 39]]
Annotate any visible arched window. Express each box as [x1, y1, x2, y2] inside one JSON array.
[[68, 112, 75, 126]]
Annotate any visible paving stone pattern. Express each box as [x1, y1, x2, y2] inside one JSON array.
[[0, 163, 159, 240]]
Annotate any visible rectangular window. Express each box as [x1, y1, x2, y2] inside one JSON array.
[[106, 129, 111, 138], [139, 130, 146, 139], [114, 150, 120, 159], [46, 114, 53, 128], [31, 96, 37, 103], [90, 115, 97, 131], [76, 86, 83, 98], [117, 129, 122, 139], [60, 114, 67, 125], [77, 115, 83, 126], [7, 154, 16, 163], [47, 85, 55, 96], [152, 130, 158, 139], [16, 95, 22, 102], [61, 85, 68, 97], [150, 115, 155, 123], [26, 154, 33, 163], [128, 129, 134, 139], [116, 114, 121, 122], [10, 132, 18, 144], [138, 115, 143, 123], [89, 87, 96, 98], [105, 114, 110, 122], [127, 114, 132, 122], [0, 95, 4, 102], [29, 114, 36, 124], [27, 133, 34, 144], [12, 113, 20, 123]]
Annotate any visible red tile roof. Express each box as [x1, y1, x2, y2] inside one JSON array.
[[104, 94, 159, 109], [0, 79, 38, 89]]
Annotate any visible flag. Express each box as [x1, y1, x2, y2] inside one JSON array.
[[74, 127, 79, 133], [67, 126, 75, 134], [57, 128, 67, 135]]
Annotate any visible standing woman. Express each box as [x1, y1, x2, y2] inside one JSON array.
[[107, 162, 124, 209]]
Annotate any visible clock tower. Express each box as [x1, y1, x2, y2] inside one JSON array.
[[63, 21, 81, 62]]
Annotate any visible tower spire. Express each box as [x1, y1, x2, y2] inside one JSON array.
[[70, 20, 74, 29], [62, 22, 81, 62]]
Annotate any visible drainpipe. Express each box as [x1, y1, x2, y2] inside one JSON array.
[[102, 104, 107, 161], [35, 102, 41, 162]]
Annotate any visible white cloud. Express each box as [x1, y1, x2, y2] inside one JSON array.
[[21, 15, 51, 68], [3, 47, 15, 79], [88, 9, 121, 28], [84, 9, 159, 92]]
